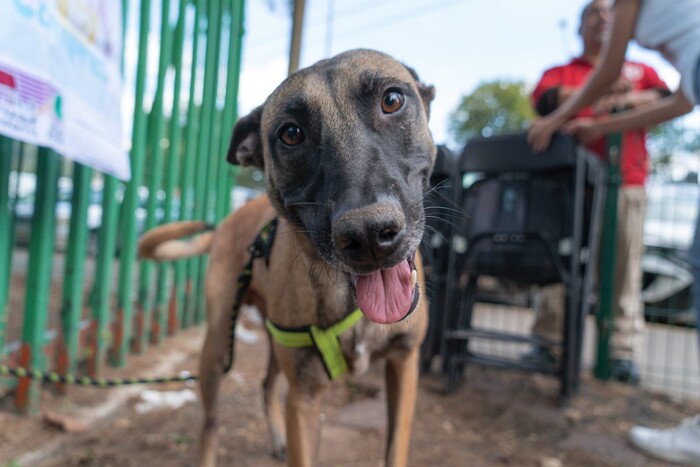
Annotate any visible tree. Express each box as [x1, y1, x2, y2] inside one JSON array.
[[449, 80, 535, 147], [647, 120, 700, 179]]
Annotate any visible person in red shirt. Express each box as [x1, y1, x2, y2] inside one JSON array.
[[522, 0, 670, 384]]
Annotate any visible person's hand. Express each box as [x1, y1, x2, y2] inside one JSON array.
[[562, 118, 602, 145], [607, 77, 632, 94], [592, 92, 629, 115], [527, 115, 564, 153]]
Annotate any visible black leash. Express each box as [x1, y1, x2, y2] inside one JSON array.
[[0, 218, 279, 387], [0, 365, 196, 386], [223, 218, 278, 373]]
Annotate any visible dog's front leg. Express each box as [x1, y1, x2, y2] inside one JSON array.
[[263, 338, 287, 460], [278, 347, 328, 467], [198, 318, 230, 467], [385, 347, 420, 467], [285, 383, 325, 467]]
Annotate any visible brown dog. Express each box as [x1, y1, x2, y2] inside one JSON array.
[[139, 49, 437, 467]]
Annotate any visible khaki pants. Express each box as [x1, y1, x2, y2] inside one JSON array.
[[532, 186, 646, 360]]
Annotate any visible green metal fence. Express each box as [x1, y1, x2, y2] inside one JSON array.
[[0, 0, 245, 414]]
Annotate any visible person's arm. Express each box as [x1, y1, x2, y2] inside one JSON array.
[[592, 87, 670, 114], [594, 62, 671, 114], [564, 89, 694, 144], [527, 0, 641, 152], [534, 86, 577, 116], [557, 86, 578, 107]]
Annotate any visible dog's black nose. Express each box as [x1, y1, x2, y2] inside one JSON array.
[[332, 203, 405, 264]]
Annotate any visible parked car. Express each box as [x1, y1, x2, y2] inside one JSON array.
[[642, 182, 700, 325], [10, 173, 172, 254], [10, 171, 262, 255], [12, 174, 103, 251]]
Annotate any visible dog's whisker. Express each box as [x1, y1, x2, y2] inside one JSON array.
[[285, 201, 329, 209], [421, 185, 459, 206], [424, 205, 467, 220], [275, 228, 314, 238], [423, 191, 464, 213], [422, 224, 448, 240], [421, 179, 453, 198], [423, 216, 462, 234], [285, 243, 316, 293]]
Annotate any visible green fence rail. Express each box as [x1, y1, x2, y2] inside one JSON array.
[[0, 0, 245, 414]]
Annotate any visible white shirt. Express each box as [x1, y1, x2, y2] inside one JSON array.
[[635, 0, 700, 104]]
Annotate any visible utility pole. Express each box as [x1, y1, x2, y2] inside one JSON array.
[[288, 0, 306, 76]]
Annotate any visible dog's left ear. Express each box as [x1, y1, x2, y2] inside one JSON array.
[[404, 65, 436, 120], [227, 105, 265, 169]]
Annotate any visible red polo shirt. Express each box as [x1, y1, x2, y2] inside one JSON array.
[[531, 57, 669, 186]]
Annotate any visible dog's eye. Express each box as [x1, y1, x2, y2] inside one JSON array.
[[381, 91, 405, 114], [279, 124, 305, 146]]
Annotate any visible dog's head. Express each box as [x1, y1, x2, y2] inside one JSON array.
[[228, 49, 437, 324]]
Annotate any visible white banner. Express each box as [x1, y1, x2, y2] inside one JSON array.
[[0, 0, 129, 180]]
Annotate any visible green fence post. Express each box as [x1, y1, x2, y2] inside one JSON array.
[[0, 138, 13, 359], [210, 44, 227, 222], [205, 1, 226, 226], [16, 148, 60, 414], [136, 0, 174, 353], [216, 0, 245, 220], [206, 2, 228, 223], [85, 0, 129, 377], [595, 134, 622, 381], [191, 0, 223, 324], [4, 142, 21, 313], [56, 163, 91, 389], [88, 175, 120, 376], [154, 0, 188, 341], [180, 1, 204, 329], [113, 0, 152, 367]]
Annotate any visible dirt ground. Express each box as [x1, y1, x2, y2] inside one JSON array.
[[1, 322, 699, 467]]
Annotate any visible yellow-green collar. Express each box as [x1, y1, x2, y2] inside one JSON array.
[[265, 308, 364, 380]]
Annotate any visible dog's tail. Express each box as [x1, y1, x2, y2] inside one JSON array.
[[138, 221, 215, 261]]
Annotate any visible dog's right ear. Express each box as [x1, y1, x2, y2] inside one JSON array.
[[403, 65, 436, 121], [227, 105, 264, 169]]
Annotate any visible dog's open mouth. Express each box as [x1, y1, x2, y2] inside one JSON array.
[[351, 254, 419, 324]]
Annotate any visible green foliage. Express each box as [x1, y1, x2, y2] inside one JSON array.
[[648, 120, 700, 156], [449, 80, 535, 146], [648, 120, 700, 176]]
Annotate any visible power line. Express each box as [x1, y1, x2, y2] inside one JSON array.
[[247, 0, 467, 62], [332, 0, 471, 40], [245, 0, 419, 51]]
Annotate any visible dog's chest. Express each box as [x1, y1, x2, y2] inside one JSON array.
[[340, 321, 412, 377], [343, 329, 372, 376]]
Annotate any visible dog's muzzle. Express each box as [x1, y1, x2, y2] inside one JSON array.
[[330, 202, 421, 324]]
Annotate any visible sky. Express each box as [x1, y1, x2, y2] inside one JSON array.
[[234, 0, 695, 149], [122, 0, 696, 156]]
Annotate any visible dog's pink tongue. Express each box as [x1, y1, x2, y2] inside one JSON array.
[[354, 260, 413, 324]]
